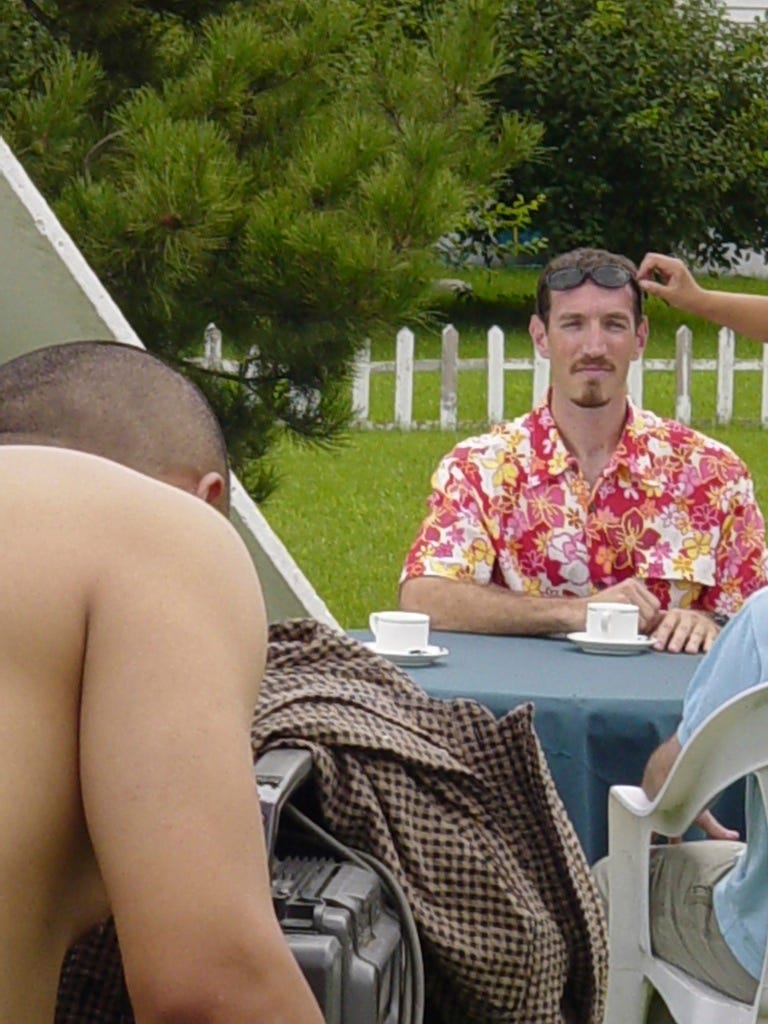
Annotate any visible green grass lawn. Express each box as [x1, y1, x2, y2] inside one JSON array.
[[263, 267, 768, 627]]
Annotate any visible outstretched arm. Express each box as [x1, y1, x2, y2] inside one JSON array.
[[80, 480, 323, 1024], [638, 252, 768, 343]]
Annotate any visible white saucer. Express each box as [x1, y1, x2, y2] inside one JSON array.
[[566, 632, 655, 656], [363, 642, 449, 667]]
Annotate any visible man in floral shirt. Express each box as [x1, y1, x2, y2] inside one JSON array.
[[400, 248, 768, 654]]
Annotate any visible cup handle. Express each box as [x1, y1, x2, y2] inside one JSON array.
[[369, 613, 379, 640]]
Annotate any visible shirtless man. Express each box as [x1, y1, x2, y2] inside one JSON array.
[[0, 342, 323, 1023]]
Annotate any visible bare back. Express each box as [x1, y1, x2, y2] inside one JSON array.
[[0, 449, 113, 1020], [0, 447, 322, 1024]]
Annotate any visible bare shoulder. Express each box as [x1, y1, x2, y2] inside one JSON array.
[[1, 444, 251, 558], [0, 445, 266, 667]]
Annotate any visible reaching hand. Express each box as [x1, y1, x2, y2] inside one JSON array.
[[636, 252, 704, 314]]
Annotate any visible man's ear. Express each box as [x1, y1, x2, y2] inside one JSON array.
[[529, 314, 550, 358], [633, 315, 650, 361], [194, 471, 226, 509]]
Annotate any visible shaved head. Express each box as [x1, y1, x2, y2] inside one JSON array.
[[0, 341, 230, 512]]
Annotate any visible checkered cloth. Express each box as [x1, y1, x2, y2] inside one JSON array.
[[55, 619, 607, 1024]]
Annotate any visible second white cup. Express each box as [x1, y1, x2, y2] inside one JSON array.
[[586, 601, 639, 641], [369, 610, 430, 653]]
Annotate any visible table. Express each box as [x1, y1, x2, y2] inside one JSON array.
[[351, 630, 743, 864]]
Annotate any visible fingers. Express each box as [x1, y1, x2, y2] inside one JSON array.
[[653, 812, 740, 845], [637, 252, 683, 287], [695, 810, 740, 842], [651, 609, 720, 654], [597, 579, 661, 633], [587, 584, 721, 653], [636, 252, 702, 315]]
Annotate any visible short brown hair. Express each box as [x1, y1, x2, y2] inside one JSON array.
[[0, 341, 231, 511], [535, 248, 643, 325]]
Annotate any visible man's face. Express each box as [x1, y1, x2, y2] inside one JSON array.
[[529, 280, 648, 410]]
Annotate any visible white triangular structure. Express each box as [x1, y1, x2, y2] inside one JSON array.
[[0, 135, 339, 628]]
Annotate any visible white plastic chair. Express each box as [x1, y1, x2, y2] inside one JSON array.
[[604, 681, 768, 1024]]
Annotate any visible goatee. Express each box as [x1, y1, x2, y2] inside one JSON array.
[[572, 380, 610, 409]]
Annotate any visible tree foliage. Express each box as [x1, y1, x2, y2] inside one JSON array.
[[1, 0, 542, 498], [495, 0, 768, 266]]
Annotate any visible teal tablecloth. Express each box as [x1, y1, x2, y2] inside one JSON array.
[[350, 630, 741, 864]]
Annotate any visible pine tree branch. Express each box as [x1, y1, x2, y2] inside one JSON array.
[[182, 360, 243, 384], [18, 0, 58, 36]]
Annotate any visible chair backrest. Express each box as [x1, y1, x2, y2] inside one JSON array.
[[650, 681, 768, 838], [606, 680, 768, 1024]]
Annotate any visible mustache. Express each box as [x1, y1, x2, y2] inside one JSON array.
[[571, 358, 615, 373]]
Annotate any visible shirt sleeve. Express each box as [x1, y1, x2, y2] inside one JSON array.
[[702, 468, 768, 617], [678, 589, 768, 746], [400, 447, 497, 585]]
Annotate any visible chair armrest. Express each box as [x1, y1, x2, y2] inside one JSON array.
[[607, 785, 655, 958], [610, 784, 654, 818], [614, 773, 711, 842]]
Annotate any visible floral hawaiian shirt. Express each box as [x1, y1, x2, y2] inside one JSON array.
[[401, 399, 768, 616]]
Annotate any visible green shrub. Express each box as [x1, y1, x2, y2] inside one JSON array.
[[495, 0, 768, 266]]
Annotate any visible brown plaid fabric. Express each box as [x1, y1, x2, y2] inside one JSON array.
[[55, 619, 607, 1024], [55, 919, 130, 1024]]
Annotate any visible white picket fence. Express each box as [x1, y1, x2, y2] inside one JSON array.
[[352, 323, 768, 430], [195, 321, 768, 431]]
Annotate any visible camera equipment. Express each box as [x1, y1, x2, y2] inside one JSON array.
[[256, 749, 424, 1024]]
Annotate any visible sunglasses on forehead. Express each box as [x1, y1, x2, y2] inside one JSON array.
[[545, 264, 640, 293]]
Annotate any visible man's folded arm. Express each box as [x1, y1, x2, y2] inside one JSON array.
[[399, 573, 662, 637], [400, 575, 587, 635]]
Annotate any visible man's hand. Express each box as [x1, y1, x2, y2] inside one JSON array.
[[651, 608, 720, 654], [659, 810, 739, 846], [693, 809, 740, 841], [589, 578, 662, 635], [643, 734, 741, 844]]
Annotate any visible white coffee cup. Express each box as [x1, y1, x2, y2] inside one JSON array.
[[369, 610, 430, 653], [586, 601, 639, 642]]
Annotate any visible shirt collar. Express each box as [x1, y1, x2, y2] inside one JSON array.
[[529, 395, 647, 480]]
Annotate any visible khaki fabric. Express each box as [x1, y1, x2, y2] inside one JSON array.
[[595, 841, 756, 1024]]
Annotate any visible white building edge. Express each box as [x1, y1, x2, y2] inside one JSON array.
[[0, 135, 339, 629], [726, 0, 768, 22]]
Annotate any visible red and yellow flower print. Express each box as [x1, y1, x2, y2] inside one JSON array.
[[402, 400, 768, 615]]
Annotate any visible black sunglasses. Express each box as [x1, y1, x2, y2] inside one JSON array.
[[546, 264, 638, 292]]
